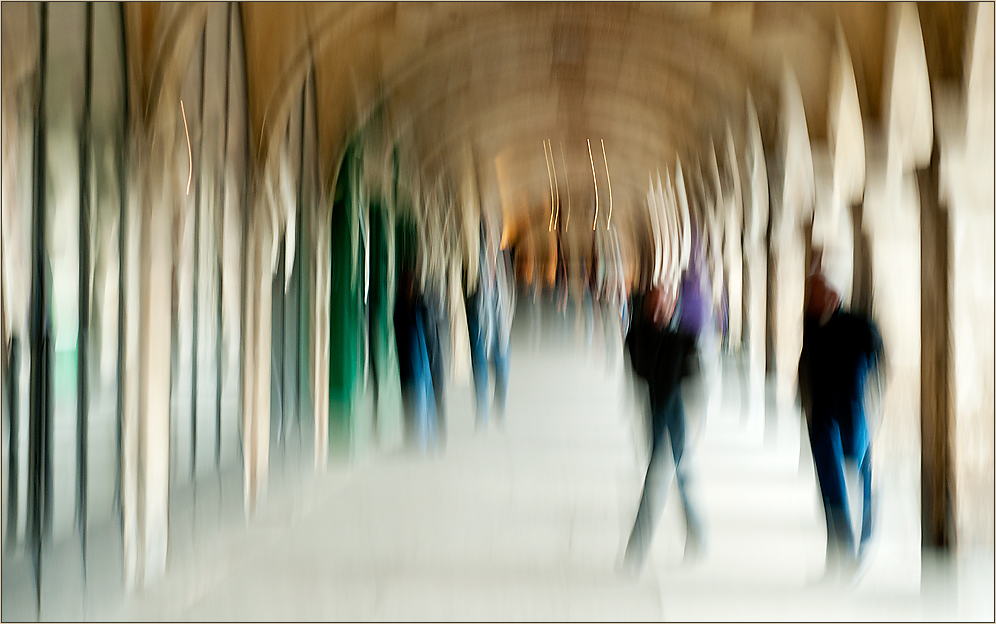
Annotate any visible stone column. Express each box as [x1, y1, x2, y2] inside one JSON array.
[[241, 199, 272, 514], [917, 146, 956, 550], [724, 129, 744, 352], [122, 138, 172, 588], [744, 94, 768, 435], [946, 0, 995, 551], [774, 66, 814, 414], [312, 200, 330, 470], [849, 202, 873, 317]]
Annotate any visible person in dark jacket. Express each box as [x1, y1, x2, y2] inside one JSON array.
[[394, 268, 438, 453], [623, 281, 705, 573], [465, 222, 515, 429], [799, 273, 884, 581], [422, 279, 448, 446]]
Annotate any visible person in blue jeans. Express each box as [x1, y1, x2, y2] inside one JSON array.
[[799, 273, 884, 581], [465, 244, 514, 429], [422, 280, 448, 446], [623, 282, 705, 573], [395, 269, 439, 453]]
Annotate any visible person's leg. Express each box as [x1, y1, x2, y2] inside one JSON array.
[[841, 412, 873, 561], [492, 334, 511, 421], [412, 318, 434, 453], [424, 370, 438, 452], [809, 419, 856, 566], [429, 338, 446, 446], [413, 376, 430, 454], [369, 331, 380, 440], [401, 383, 416, 449], [624, 407, 672, 571], [858, 449, 873, 547], [849, 415, 873, 548], [666, 393, 705, 555], [847, 422, 873, 556], [465, 302, 490, 425]]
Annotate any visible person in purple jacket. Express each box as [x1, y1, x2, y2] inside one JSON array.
[[623, 280, 706, 573]]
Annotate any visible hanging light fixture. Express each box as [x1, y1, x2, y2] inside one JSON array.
[[588, 138, 598, 231]]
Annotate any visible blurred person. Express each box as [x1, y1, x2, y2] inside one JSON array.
[[464, 221, 516, 428], [679, 231, 721, 423], [623, 280, 706, 573], [798, 272, 885, 582], [556, 234, 568, 315], [572, 255, 593, 348], [493, 244, 516, 416], [531, 255, 543, 350], [423, 275, 449, 447], [394, 267, 439, 453]]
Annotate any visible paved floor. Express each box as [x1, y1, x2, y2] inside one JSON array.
[[37, 298, 996, 620]]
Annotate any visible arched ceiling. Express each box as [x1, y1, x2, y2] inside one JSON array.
[[236, 2, 896, 232]]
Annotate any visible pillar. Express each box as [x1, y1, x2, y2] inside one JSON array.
[[850, 202, 873, 317], [122, 141, 172, 588], [327, 145, 365, 456], [744, 93, 768, 434], [774, 65, 814, 413], [917, 146, 956, 551], [241, 201, 271, 513]]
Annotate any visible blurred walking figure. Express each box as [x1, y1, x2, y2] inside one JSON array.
[[531, 256, 543, 351], [423, 277, 449, 447], [623, 281, 706, 573], [572, 255, 593, 348], [679, 233, 721, 423], [798, 273, 885, 582], [464, 221, 516, 429], [395, 268, 439, 453]]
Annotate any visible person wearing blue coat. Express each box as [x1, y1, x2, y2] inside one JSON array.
[[799, 273, 885, 581]]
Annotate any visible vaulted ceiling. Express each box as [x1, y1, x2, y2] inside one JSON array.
[[128, 2, 969, 239]]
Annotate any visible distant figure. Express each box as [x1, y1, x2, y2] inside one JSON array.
[[623, 281, 706, 573], [798, 273, 885, 581], [394, 268, 438, 452], [465, 224, 515, 428], [531, 256, 543, 350], [422, 277, 449, 447]]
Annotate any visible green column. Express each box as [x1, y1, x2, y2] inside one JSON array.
[[328, 147, 364, 455]]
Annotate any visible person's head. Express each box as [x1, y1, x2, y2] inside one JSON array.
[[805, 273, 840, 321], [644, 281, 679, 328]]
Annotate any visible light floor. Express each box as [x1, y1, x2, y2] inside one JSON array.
[[10, 297, 996, 621]]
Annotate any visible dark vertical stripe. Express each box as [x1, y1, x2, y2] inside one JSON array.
[[191, 24, 207, 482], [76, 1, 95, 574], [294, 78, 307, 448], [918, 147, 955, 551], [114, 0, 131, 529], [28, 4, 51, 615], [850, 202, 873, 318], [4, 336, 20, 546], [216, 2, 233, 470]]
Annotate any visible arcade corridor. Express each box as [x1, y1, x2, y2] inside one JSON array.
[[2, 3, 994, 621]]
